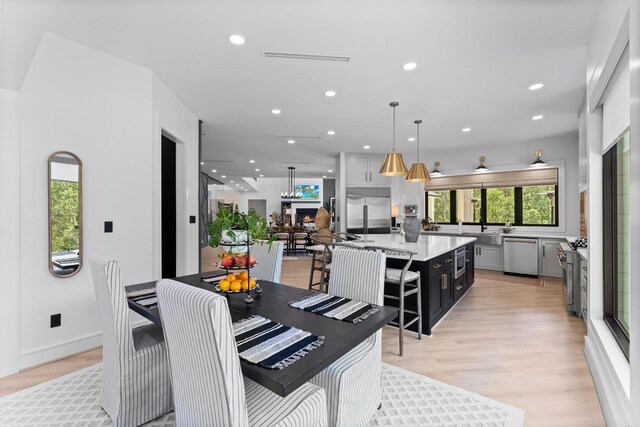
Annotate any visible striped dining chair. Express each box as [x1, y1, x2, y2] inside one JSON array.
[[248, 241, 284, 282], [156, 279, 328, 427], [89, 257, 173, 427], [309, 248, 386, 427]]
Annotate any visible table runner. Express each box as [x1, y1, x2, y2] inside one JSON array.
[[289, 293, 381, 324], [233, 315, 324, 370]]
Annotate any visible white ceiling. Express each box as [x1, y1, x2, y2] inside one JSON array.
[[2, 0, 600, 183]]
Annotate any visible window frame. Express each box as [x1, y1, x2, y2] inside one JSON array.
[[425, 185, 559, 227], [602, 136, 630, 360]]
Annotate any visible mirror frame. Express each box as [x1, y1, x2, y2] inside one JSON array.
[[48, 151, 83, 278]]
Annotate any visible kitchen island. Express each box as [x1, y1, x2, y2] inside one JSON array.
[[350, 234, 476, 335]]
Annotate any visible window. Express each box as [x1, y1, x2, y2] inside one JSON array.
[[603, 131, 630, 358], [456, 189, 481, 223], [522, 185, 557, 225], [426, 191, 452, 224], [426, 185, 557, 226]]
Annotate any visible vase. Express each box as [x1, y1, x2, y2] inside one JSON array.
[[221, 229, 248, 253], [403, 217, 421, 243]]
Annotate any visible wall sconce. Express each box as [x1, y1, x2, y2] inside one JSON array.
[[474, 156, 489, 172], [530, 149, 547, 167], [430, 161, 443, 176]]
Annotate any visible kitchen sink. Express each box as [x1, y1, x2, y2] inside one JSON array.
[[422, 230, 502, 245]]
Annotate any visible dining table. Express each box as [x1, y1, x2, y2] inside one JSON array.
[[125, 272, 397, 397]]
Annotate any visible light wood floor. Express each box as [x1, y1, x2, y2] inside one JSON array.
[[0, 254, 605, 426]]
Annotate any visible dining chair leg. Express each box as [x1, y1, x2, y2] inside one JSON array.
[[417, 276, 422, 340], [308, 251, 317, 290], [399, 279, 405, 357]]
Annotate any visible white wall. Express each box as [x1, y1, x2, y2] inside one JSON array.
[[0, 89, 21, 376], [629, 1, 640, 424], [390, 133, 580, 235], [14, 32, 199, 370]]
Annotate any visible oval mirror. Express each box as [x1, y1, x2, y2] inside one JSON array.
[[48, 151, 83, 277]]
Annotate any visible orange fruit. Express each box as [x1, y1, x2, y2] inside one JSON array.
[[249, 278, 256, 289], [218, 280, 230, 292], [226, 274, 236, 281], [238, 271, 249, 280], [241, 279, 250, 291], [230, 280, 242, 292]]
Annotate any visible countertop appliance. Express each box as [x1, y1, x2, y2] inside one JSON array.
[[502, 237, 539, 277], [347, 187, 391, 234], [454, 246, 466, 279], [557, 242, 582, 317]]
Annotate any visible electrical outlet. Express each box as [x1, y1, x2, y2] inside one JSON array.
[[189, 215, 196, 224], [50, 313, 61, 328], [104, 221, 113, 233]]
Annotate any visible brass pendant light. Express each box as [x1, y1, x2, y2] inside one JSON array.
[[406, 119, 431, 182], [379, 102, 409, 176]]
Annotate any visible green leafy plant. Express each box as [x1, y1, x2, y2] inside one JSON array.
[[208, 204, 275, 248]]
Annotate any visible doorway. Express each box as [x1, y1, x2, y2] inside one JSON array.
[[161, 135, 176, 278]]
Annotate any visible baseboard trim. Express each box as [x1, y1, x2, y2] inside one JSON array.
[[584, 319, 631, 426], [18, 319, 150, 370]]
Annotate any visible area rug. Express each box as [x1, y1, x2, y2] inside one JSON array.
[[0, 363, 523, 426]]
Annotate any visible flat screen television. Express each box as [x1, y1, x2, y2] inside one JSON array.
[[296, 184, 320, 200]]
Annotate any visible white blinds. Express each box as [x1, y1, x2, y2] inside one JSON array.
[[423, 167, 558, 191], [602, 46, 630, 152]]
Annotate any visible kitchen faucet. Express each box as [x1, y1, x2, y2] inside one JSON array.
[[479, 213, 488, 233]]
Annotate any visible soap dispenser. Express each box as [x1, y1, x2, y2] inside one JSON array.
[[458, 218, 463, 234]]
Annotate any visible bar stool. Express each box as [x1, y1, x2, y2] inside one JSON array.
[[308, 233, 348, 293], [364, 246, 422, 356]]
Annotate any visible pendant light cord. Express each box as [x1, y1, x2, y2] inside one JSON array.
[[392, 105, 396, 151], [416, 121, 420, 161]]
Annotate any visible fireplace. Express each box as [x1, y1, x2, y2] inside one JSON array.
[[296, 208, 318, 224]]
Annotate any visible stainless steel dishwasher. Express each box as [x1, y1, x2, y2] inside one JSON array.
[[502, 237, 539, 277]]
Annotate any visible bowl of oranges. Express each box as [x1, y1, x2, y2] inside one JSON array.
[[215, 270, 257, 293]]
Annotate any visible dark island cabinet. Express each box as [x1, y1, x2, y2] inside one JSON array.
[[384, 243, 475, 335]]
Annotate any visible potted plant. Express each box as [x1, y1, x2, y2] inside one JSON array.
[[208, 204, 274, 253]]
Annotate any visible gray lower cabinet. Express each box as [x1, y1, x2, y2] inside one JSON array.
[[580, 256, 588, 324], [385, 243, 475, 336], [474, 244, 502, 270], [540, 239, 563, 277]]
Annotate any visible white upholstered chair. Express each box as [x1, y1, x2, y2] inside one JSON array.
[[156, 279, 328, 427], [89, 256, 173, 427], [309, 248, 386, 427], [249, 241, 284, 282]]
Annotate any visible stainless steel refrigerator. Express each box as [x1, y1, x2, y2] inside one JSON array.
[[346, 187, 391, 234]]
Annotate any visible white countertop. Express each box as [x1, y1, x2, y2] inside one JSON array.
[[348, 234, 476, 262]]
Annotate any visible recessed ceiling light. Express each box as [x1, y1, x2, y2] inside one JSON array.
[[323, 175, 327, 178], [528, 83, 544, 90], [221, 175, 226, 178], [229, 34, 245, 45], [249, 160, 255, 163], [271, 109, 281, 115], [211, 169, 217, 173], [255, 168, 260, 172], [363, 145, 370, 149], [236, 184, 240, 186], [327, 130, 335, 135], [408, 137, 415, 142], [325, 90, 336, 97], [230, 180, 234, 183], [259, 174, 264, 177], [288, 139, 295, 144], [200, 162, 204, 165], [328, 169, 333, 173], [403, 62, 417, 71], [532, 115, 544, 120], [462, 128, 471, 132]]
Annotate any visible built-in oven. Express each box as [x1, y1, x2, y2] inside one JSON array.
[[454, 247, 466, 279], [557, 243, 581, 316]]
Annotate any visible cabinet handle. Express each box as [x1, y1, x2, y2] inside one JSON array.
[[441, 274, 448, 289], [466, 259, 469, 263], [369, 171, 372, 181], [365, 172, 368, 182], [543, 246, 545, 257], [456, 284, 463, 291], [445, 258, 452, 263], [433, 263, 442, 269]]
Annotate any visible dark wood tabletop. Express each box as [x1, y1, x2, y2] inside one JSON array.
[[125, 273, 397, 397]]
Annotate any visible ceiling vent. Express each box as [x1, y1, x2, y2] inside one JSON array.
[[279, 161, 311, 165], [263, 52, 350, 62], [276, 135, 322, 139]]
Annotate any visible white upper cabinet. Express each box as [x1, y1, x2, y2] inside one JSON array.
[[346, 154, 390, 187]]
